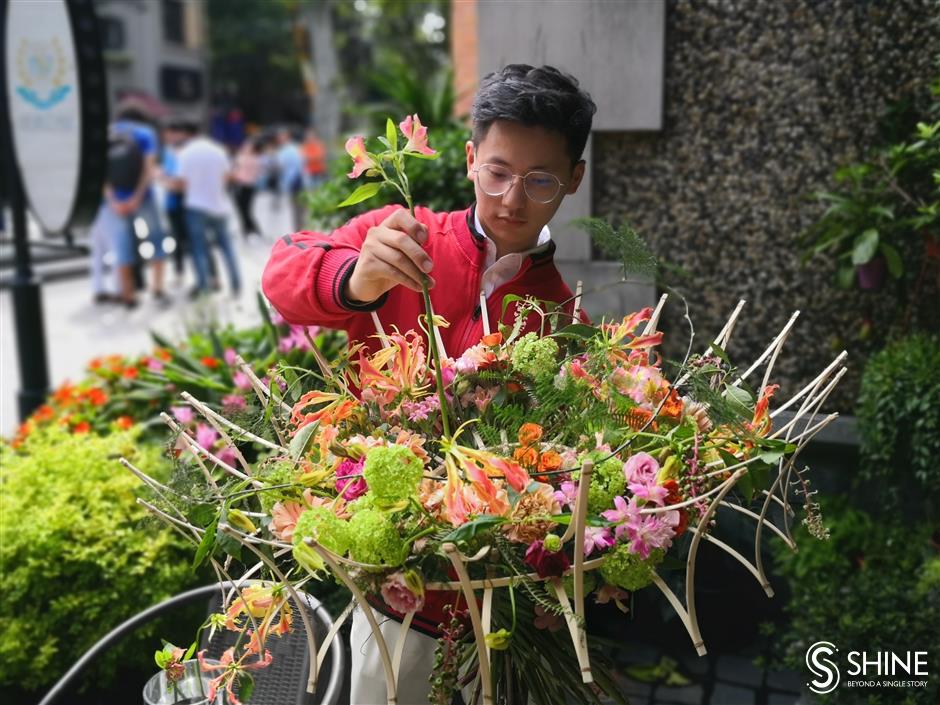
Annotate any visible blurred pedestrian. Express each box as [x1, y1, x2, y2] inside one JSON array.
[[275, 126, 306, 231], [161, 117, 220, 286], [93, 102, 168, 308], [231, 137, 264, 239], [302, 126, 328, 188], [172, 120, 241, 299]]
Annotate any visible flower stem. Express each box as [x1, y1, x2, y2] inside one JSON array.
[[406, 197, 451, 438]]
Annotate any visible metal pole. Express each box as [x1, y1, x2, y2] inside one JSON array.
[[0, 0, 52, 421]]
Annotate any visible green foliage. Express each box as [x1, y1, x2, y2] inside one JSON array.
[[770, 498, 940, 705], [799, 67, 940, 302], [306, 122, 474, 230], [856, 334, 940, 517], [573, 216, 659, 280], [0, 427, 202, 691], [364, 56, 458, 130]]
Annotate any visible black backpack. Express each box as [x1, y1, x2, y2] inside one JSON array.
[[106, 129, 144, 193]]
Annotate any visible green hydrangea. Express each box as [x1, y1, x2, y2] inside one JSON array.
[[562, 570, 598, 598], [574, 454, 626, 514], [510, 333, 559, 380], [348, 509, 406, 565], [257, 459, 302, 513], [362, 444, 423, 502], [292, 506, 350, 556], [600, 546, 664, 591]]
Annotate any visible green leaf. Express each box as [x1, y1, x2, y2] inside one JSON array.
[[239, 673, 255, 702], [289, 421, 318, 461], [869, 205, 895, 220], [440, 514, 505, 544], [184, 641, 197, 661], [192, 515, 218, 570], [836, 265, 855, 289], [549, 324, 599, 340], [154, 650, 167, 668], [337, 181, 383, 208], [851, 229, 879, 265], [724, 386, 753, 418], [402, 150, 439, 160], [386, 117, 398, 152], [879, 242, 904, 278]]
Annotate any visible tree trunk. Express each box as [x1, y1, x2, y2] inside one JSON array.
[[303, 0, 341, 156]]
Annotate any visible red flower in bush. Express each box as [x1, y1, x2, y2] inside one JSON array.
[[201, 356, 220, 369], [115, 415, 134, 430]]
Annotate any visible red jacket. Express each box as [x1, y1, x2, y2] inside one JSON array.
[[261, 204, 582, 358], [262, 203, 583, 636]]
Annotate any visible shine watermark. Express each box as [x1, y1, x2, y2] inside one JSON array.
[[806, 641, 930, 695]]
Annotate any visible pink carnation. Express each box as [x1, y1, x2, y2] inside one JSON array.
[[380, 571, 425, 613], [335, 457, 367, 500]]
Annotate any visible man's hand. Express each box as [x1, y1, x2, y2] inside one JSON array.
[[345, 209, 435, 303]]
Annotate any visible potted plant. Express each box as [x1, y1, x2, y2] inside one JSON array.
[[800, 80, 939, 306]]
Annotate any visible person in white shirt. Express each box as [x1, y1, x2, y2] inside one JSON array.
[[172, 119, 241, 298]]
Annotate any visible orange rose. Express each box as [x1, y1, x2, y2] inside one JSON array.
[[115, 415, 134, 430], [517, 422, 543, 447], [481, 332, 503, 347], [513, 445, 539, 469], [538, 450, 562, 473]]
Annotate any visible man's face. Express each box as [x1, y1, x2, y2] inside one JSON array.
[[163, 128, 184, 147], [466, 119, 584, 254]]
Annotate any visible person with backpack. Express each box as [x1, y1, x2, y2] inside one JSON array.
[[262, 64, 595, 704], [93, 103, 169, 308]]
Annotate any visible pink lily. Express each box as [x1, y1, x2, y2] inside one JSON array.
[[399, 114, 436, 155], [345, 136, 374, 178]]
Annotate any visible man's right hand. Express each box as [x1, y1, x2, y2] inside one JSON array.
[[344, 209, 435, 303]]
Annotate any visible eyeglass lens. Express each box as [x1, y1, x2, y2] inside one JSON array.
[[477, 165, 561, 203]]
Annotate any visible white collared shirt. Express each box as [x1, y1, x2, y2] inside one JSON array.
[[475, 210, 552, 298]]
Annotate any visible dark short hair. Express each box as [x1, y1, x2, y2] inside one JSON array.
[[163, 115, 199, 135], [471, 64, 596, 165]]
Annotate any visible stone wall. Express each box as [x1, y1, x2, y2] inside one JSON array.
[[594, 0, 938, 411]]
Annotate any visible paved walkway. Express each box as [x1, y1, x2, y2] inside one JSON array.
[[1, 191, 297, 436]]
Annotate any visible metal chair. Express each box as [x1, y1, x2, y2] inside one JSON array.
[[37, 582, 345, 705]]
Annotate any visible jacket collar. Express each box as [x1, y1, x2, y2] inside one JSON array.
[[456, 203, 555, 264]]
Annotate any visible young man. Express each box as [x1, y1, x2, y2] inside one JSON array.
[[262, 64, 595, 704], [172, 120, 242, 299]]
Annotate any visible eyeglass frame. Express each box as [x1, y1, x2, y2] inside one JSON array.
[[470, 163, 568, 204]]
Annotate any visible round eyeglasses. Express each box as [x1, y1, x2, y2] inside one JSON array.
[[471, 163, 566, 204]]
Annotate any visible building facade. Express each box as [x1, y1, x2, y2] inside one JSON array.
[[94, 0, 208, 119]]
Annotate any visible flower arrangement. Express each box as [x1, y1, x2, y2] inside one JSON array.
[[128, 116, 846, 705]]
